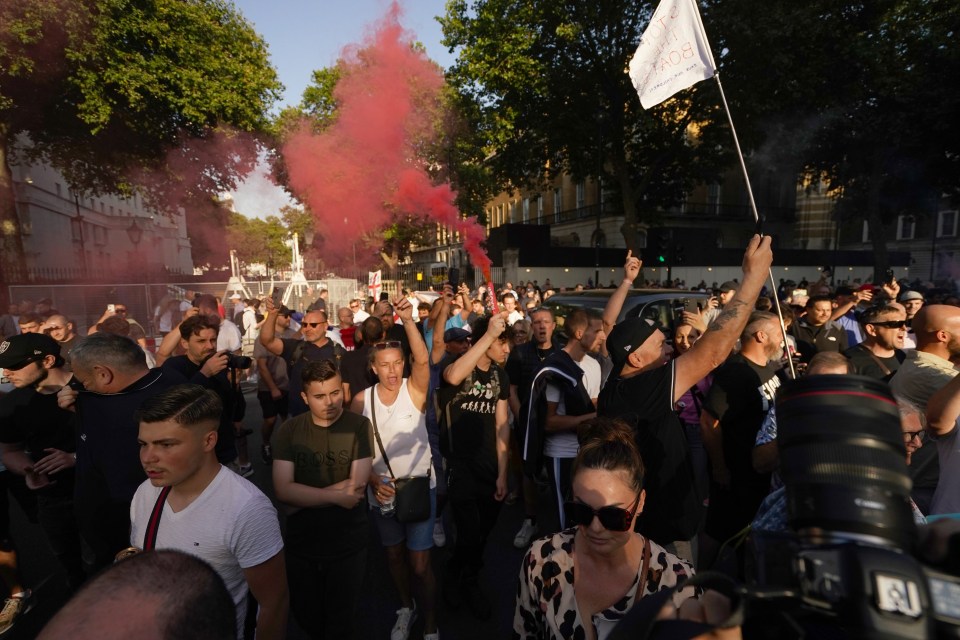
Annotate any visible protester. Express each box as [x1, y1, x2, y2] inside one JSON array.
[[336, 306, 357, 350], [260, 298, 346, 417], [351, 297, 438, 640], [598, 237, 773, 560], [502, 292, 524, 326], [340, 316, 384, 403], [900, 290, 925, 349], [350, 298, 370, 323], [0, 334, 84, 593], [437, 314, 512, 618], [506, 307, 561, 549], [672, 316, 712, 513], [254, 306, 296, 464], [513, 417, 697, 639], [790, 295, 848, 361], [131, 385, 287, 639], [889, 304, 960, 513], [95, 315, 157, 368], [272, 360, 373, 639], [830, 285, 872, 346], [843, 304, 907, 380], [17, 313, 42, 335], [37, 550, 237, 640], [41, 315, 79, 364], [924, 369, 960, 516], [57, 333, 185, 570]]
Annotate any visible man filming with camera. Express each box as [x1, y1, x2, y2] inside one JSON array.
[[160, 315, 245, 473]]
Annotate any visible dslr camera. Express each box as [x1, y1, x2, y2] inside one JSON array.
[[745, 375, 960, 638], [225, 354, 252, 370]]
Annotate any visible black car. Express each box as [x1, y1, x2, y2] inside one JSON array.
[[543, 289, 712, 338]]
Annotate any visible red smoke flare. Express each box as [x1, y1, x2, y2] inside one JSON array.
[[281, 1, 491, 272]]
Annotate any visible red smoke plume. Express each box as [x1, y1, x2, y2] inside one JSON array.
[[281, 1, 491, 271]]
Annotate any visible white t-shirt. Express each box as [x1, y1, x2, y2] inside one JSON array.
[[130, 466, 284, 637], [506, 310, 524, 326], [362, 380, 435, 494], [543, 353, 601, 458], [354, 309, 370, 323], [218, 319, 243, 352]]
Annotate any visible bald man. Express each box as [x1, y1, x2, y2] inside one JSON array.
[[42, 314, 79, 365], [889, 305, 960, 513]]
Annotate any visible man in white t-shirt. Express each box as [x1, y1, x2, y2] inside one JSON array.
[[538, 309, 604, 530], [502, 291, 524, 326], [130, 384, 288, 640]]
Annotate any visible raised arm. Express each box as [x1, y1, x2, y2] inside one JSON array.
[[155, 307, 199, 365], [602, 251, 642, 336], [674, 235, 773, 402], [395, 297, 430, 404], [259, 298, 285, 356], [430, 288, 452, 365], [443, 314, 506, 385]]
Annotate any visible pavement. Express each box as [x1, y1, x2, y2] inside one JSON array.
[[8, 388, 537, 639]]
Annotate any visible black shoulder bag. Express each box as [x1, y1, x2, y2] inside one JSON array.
[[370, 385, 432, 523]]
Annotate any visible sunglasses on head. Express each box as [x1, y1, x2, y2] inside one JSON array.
[[374, 341, 402, 350], [303, 321, 326, 328], [564, 492, 643, 532], [869, 320, 907, 329]]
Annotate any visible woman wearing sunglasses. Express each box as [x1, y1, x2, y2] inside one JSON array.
[[513, 417, 697, 640]]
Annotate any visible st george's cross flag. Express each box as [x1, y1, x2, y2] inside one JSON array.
[[629, 0, 717, 109]]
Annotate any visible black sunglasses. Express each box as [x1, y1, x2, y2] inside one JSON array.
[[564, 492, 643, 532], [374, 341, 402, 350], [303, 321, 326, 328], [868, 320, 907, 329]]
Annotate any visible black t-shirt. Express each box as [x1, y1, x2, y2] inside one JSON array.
[[598, 361, 703, 543], [438, 355, 510, 497], [281, 338, 341, 417], [340, 344, 378, 399], [160, 356, 238, 464], [0, 385, 76, 497], [791, 320, 848, 362], [704, 353, 782, 484], [844, 343, 905, 380]]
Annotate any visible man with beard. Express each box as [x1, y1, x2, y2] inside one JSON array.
[[159, 316, 242, 472], [0, 334, 84, 591], [844, 304, 907, 380], [505, 307, 561, 549], [701, 312, 785, 568]]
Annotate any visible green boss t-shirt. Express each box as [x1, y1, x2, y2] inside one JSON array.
[[273, 409, 374, 559]]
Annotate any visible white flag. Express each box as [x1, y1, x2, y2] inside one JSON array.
[[368, 270, 382, 301], [629, 0, 717, 109]]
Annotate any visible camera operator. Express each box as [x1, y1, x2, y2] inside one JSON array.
[[159, 315, 243, 473]]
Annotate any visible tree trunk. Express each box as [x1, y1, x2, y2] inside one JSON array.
[[867, 156, 889, 283], [0, 132, 28, 284]]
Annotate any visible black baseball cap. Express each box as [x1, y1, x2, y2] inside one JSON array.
[[606, 318, 662, 372], [0, 333, 60, 369], [718, 281, 738, 293], [444, 328, 471, 343]]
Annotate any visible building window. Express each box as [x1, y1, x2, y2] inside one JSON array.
[[896, 215, 915, 240], [576, 182, 586, 209], [862, 220, 870, 243], [56, 183, 62, 197], [553, 188, 562, 218], [938, 210, 958, 238], [522, 198, 530, 222], [537, 196, 544, 222], [707, 183, 721, 215]]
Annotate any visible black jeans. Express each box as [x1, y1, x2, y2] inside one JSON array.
[[285, 546, 367, 639], [448, 493, 502, 580], [38, 494, 85, 589]]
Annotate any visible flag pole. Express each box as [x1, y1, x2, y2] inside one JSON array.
[[712, 72, 796, 378]]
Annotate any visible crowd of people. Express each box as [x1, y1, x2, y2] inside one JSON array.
[[0, 235, 958, 639]]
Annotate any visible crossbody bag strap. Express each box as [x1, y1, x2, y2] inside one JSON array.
[[143, 486, 172, 551], [369, 384, 395, 478], [862, 348, 893, 376]]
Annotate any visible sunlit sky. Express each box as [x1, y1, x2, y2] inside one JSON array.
[[227, 0, 455, 218]]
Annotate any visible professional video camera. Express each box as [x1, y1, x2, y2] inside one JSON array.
[[746, 375, 960, 639]]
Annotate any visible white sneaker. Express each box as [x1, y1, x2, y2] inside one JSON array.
[[391, 600, 417, 640], [513, 518, 537, 549], [433, 519, 446, 547]]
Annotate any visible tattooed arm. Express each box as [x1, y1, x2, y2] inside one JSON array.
[[673, 235, 773, 402]]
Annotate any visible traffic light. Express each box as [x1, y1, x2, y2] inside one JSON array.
[[657, 234, 670, 264], [674, 244, 685, 265]]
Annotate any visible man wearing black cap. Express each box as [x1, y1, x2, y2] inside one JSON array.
[[703, 281, 737, 326], [0, 334, 85, 588], [597, 236, 774, 550]]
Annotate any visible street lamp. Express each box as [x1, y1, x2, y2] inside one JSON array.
[[127, 219, 143, 245]]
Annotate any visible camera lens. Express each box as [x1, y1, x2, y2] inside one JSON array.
[[776, 375, 915, 550]]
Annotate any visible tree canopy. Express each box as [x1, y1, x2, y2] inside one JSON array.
[[440, 0, 733, 250], [0, 0, 283, 279]]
